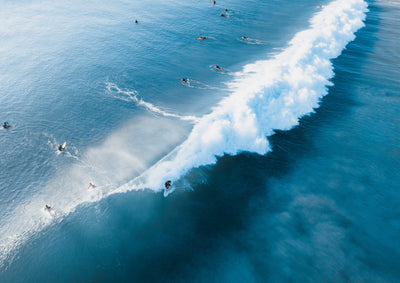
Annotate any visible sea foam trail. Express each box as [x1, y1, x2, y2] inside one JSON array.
[[105, 82, 200, 123], [0, 0, 367, 267], [114, 0, 368, 192]]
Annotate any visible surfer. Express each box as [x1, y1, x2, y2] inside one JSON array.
[[213, 0, 216, 5], [215, 65, 223, 70], [3, 122, 10, 129], [135, 19, 138, 24], [198, 36, 209, 40], [182, 78, 189, 83], [220, 9, 229, 17], [242, 36, 248, 40], [88, 182, 96, 189], [165, 180, 172, 190], [44, 204, 52, 212], [58, 142, 66, 152]]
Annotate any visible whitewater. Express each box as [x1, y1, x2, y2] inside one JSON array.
[[0, 0, 367, 267]]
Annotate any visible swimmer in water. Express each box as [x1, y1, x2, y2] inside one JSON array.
[[135, 19, 138, 24]]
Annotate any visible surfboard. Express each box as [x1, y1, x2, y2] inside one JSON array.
[[62, 142, 66, 149], [163, 186, 175, 197]]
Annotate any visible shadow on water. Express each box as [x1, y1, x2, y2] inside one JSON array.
[[0, 2, 384, 282]]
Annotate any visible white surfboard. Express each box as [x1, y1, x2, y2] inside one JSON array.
[[163, 186, 175, 197]]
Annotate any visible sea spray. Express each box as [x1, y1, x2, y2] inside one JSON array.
[[0, 0, 368, 268], [118, 0, 368, 192]]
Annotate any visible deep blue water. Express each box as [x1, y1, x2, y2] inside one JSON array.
[[1, 0, 399, 282]]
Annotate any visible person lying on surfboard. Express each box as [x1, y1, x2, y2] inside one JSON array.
[[58, 142, 66, 152], [215, 65, 223, 70], [165, 180, 172, 190]]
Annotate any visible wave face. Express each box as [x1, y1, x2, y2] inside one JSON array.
[[0, 0, 367, 268], [120, 0, 368, 191]]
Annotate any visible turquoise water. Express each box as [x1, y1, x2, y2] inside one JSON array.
[[1, 0, 399, 282]]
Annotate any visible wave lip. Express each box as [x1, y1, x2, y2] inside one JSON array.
[[121, 0, 368, 191]]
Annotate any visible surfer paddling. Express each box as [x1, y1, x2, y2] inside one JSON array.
[[220, 9, 229, 17], [58, 142, 66, 152]]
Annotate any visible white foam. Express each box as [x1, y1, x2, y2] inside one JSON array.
[[0, 0, 368, 267], [114, 0, 368, 192], [106, 82, 200, 122]]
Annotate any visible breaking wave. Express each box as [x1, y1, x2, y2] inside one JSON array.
[[0, 0, 368, 268], [116, 0, 368, 192]]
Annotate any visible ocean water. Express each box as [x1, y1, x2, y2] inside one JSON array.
[[0, 0, 399, 282]]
